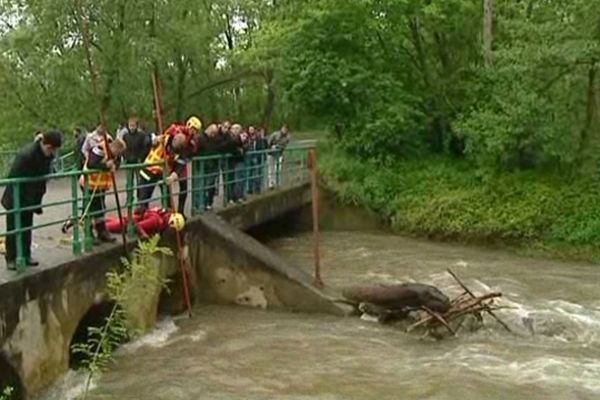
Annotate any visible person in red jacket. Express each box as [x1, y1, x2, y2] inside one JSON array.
[[138, 116, 202, 215]]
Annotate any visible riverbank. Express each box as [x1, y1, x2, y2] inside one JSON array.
[[320, 146, 600, 263]]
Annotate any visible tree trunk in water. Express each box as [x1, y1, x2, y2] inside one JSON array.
[[483, 0, 494, 66], [262, 69, 276, 130]]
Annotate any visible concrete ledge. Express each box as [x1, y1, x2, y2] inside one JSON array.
[[216, 183, 312, 231], [188, 213, 347, 315]]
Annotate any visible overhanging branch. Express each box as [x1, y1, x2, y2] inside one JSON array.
[[162, 69, 259, 113]]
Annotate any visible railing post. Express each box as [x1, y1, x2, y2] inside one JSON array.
[[282, 151, 288, 188], [244, 154, 250, 197], [190, 159, 197, 215], [161, 160, 170, 210], [82, 175, 94, 252], [221, 156, 228, 208], [126, 168, 136, 238], [71, 174, 82, 256], [198, 159, 205, 214], [12, 182, 25, 272], [262, 150, 268, 192]]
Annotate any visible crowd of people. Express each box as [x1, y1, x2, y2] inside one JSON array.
[[2, 117, 292, 270]]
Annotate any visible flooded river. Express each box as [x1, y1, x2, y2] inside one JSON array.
[[43, 231, 600, 400]]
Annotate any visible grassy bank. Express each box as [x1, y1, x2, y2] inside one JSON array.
[[320, 147, 600, 262]]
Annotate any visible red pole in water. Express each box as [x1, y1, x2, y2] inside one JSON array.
[[308, 149, 323, 287], [152, 68, 193, 318]]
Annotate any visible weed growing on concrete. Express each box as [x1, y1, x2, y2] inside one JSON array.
[[72, 235, 172, 399], [0, 386, 13, 400]]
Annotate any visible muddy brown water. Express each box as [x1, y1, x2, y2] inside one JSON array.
[[41, 230, 600, 400]]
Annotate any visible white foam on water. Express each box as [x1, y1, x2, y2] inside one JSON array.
[[359, 313, 379, 323], [120, 318, 179, 353], [63, 377, 97, 400], [38, 370, 96, 400], [433, 345, 600, 394]]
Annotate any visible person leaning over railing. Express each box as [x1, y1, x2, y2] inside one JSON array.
[[195, 123, 224, 211], [80, 137, 127, 244], [247, 126, 268, 195], [137, 117, 201, 216], [268, 124, 291, 188], [165, 117, 201, 214], [1, 131, 63, 270], [224, 124, 248, 204]]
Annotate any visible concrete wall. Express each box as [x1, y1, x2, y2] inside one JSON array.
[[0, 245, 126, 397], [0, 183, 344, 398], [187, 213, 345, 315]]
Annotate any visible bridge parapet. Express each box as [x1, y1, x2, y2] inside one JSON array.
[[0, 156, 344, 398], [0, 143, 314, 271]]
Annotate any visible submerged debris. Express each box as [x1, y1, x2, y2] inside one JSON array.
[[340, 269, 513, 339]]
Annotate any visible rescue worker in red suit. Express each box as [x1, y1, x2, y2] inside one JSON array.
[[137, 116, 202, 215], [106, 207, 172, 238], [80, 137, 127, 244]]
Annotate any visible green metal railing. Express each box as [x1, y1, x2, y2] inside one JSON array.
[[0, 144, 314, 272], [1, 149, 77, 175]]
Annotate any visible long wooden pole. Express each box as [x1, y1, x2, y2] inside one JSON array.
[[152, 68, 193, 318], [308, 149, 323, 287], [74, 0, 128, 253]]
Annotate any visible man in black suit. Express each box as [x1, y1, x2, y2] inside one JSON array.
[[2, 130, 63, 270]]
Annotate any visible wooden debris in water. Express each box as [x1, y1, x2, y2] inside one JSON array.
[[406, 269, 513, 337]]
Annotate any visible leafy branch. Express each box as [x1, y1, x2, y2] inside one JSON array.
[[72, 235, 172, 400], [0, 386, 13, 400]]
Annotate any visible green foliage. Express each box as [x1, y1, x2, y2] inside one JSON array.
[[251, 0, 600, 171], [456, 0, 600, 170], [1, 0, 600, 169], [0, 386, 13, 400], [321, 146, 600, 256], [72, 235, 171, 399], [0, 0, 291, 145]]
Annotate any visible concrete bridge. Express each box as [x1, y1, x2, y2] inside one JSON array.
[[0, 152, 348, 399]]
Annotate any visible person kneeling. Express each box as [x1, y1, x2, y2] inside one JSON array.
[[80, 137, 127, 244]]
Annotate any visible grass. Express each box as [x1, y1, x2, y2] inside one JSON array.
[[320, 145, 600, 263]]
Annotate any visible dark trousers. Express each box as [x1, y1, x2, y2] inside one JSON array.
[[233, 161, 246, 201], [224, 160, 236, 203], [177, 179, 188, 214], [138, 172, 187, 213], [204, 165, 219, 207], [137, 173, 165, 211], [82, 189, 107, 233], [249, 156, 265, 195], [5, 209, 33, 262]]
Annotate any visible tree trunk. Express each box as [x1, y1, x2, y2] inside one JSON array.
[[262, 69, 276, 129], [408, 17, 431, 88], [580, 62, 598, 159], [483, 0, 494, 66], [409, 17, 445, 151], [101, 0, 126, 115], [175, 54, 187, 122]]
